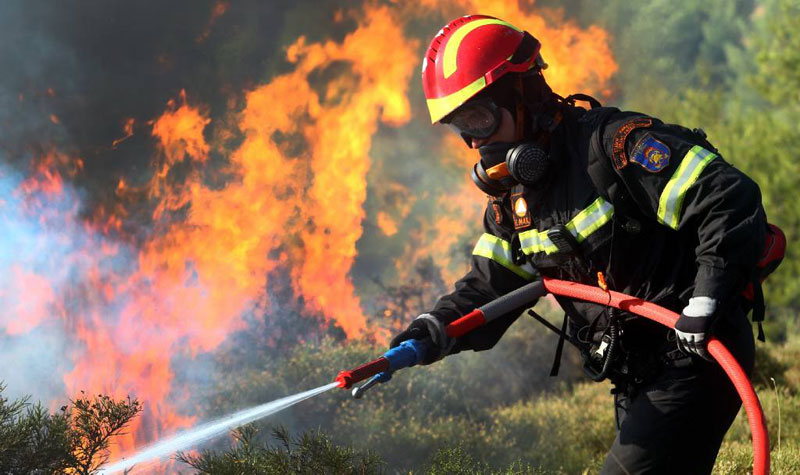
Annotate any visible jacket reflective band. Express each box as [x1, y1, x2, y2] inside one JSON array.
[[657, 145, 717, 230], [473, 233, 536, 280], [518, 197, 614, 255]]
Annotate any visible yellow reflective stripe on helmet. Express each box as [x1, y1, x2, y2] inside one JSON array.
[[426, 76, 486, 123], [657, 146, 717, 230], [519, 197, 614, 255], [443, 18, 522, 79], [472, 233, 536, 280]]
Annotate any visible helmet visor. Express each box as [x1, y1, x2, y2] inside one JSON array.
[[442, 99, 501, 140]]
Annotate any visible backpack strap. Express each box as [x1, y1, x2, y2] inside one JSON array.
[[526, 308, 571, 376]]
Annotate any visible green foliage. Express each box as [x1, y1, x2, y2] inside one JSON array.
[[424, 445, 543, 475], [486, 382, 613, 473], [774, 336, 800, 390], [752, 0, 800, 105], [0, 384, 140, 475], [547, 0, 754, 108], [177, 424, 383, 474], [425, 445, 489, 475], [752, 343, 791, 389], [0, 387, 72, 474]]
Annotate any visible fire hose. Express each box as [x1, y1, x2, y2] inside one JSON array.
[[335, 277, 770, 475]]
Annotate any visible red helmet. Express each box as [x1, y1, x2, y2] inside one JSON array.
[[422, 15, 543, 124]]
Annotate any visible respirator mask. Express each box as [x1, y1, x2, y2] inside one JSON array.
[[442, 97, 554, 196]]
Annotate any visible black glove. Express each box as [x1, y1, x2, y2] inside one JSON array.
[[675, 296, 718, 361], [390, 314, 454, 365]]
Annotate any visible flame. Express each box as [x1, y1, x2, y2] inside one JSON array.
[[373, 182, 416, 237], [151, 91, 210, 166], [281, 5, 418, 336], [196, 1, 229, 43], [112, 118, 136, 149], [148, 90, 211, 221], [1, 266, 56, 335], [69, 2, 416, 459], [397, 182, 485, 287], [376, 212, 398, 236]]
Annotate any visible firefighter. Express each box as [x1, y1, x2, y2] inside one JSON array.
[[391, 15, 767, 474]]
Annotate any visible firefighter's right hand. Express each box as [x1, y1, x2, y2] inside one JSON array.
[[390, 314, 454, 365]]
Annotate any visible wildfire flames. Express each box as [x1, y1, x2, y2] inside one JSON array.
[[0, 0, 616, 468]]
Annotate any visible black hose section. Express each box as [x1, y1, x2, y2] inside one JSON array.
[[480, 280, 547, 322]]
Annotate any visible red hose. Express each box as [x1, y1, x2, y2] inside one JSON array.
[[542, 278, 769, 475]]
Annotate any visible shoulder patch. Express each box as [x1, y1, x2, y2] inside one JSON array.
[[612, 117, 652, 169], [630, 135, 671, 172]]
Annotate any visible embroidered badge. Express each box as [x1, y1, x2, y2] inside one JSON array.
[[630, 135, 671, 172], [511, 192, 531, 230], [612, 117, 653, 169]]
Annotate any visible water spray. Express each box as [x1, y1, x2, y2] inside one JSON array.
[[100, 382, 339, 474]]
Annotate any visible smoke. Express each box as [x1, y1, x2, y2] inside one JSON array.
[[0, 157, 128, 402]]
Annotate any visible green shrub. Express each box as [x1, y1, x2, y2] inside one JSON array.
[[486, 382, 613, 473], [0, 384, 140, 475], [177, 425, 383, 474]]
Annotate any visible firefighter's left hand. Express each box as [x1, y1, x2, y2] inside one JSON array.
[[390, 314, 454, 365], [675, 296, 718, 361]]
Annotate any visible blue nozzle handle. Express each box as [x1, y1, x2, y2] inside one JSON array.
[[375, 371, 392, 382], [382, 339, 428, 371]]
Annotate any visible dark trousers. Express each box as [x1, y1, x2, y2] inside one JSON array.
[[599, 318, 755, 475]]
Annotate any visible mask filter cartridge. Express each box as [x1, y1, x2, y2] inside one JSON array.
[[506, 143, 552, 189]]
